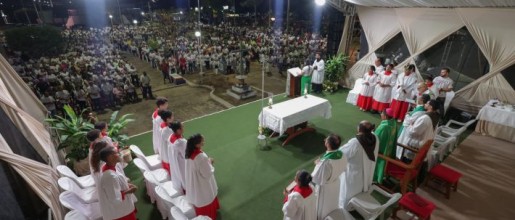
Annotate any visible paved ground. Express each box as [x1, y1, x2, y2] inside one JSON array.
[[97, 53, 287, 136]]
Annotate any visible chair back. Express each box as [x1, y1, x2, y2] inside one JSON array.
[[170, 206, 188, 220], [59, 191, 102, 220], [171, 195, 196, 219], [155, 185, 174, 204], [58, 177, 82, 194], [133, 158, 150, 173], [411, 140, 433, 173], [143, 171, 161, 186], [130, 145, 153, 169], [57, 165, 78, 179], [64, 210, 89, 220]]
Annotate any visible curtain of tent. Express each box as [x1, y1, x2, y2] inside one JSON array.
[[348, 6, 400, 83], [452, 8, 515, 113], [0, 134, 63, 220], [0, 68, 61, 168], [0, 55, 47, 123]]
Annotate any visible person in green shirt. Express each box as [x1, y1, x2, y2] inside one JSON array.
[[373, 108, 398, 184], [300, 60, 313, 95]]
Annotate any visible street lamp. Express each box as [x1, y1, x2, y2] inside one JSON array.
[[133, 19, 138, 25], [109, 14, 113, 26], [270, 17, 275, 21], [194, 31, 201, 37], [315, 0, 326, 6], [180, 11, 183, 14], [141, 12, 145, 16]]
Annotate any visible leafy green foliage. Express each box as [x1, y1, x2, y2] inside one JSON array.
[[324, 53, 350, 93], [5, 25, 64, 59], [107, 111, 134, 147], [45, 106, 134, 162], [45, 105, 93, 161]]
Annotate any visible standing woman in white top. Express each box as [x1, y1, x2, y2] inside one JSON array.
[[356, 65, 378, 111], [283, 170, 317, 220], [184, 134, 219, 220]]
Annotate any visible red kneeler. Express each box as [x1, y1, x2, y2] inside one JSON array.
[[392, 192, 435, 220], [425, 164, 462, 199]]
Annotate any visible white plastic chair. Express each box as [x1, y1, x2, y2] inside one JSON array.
[[133, 158, 170, 183], [432, 136, 457, 161], [58, 177, 98, 203], [437, 119, 476, 138], [170, 207, 212, 220], [56, 165, 95, 188], [59, 191, 102, 220], [346, 185, 402, 220], [64, 210, 89, 220], [170, 195, 196, 219], [323, 208, 355, 220], [130, 145, 162, 170], [346, 78, 364, 105], [155, 185, 175, 220], [162, 180, 183, 198]]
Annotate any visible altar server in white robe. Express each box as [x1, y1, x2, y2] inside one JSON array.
[[339, 121, 379, 209], [312, 134, 346, 219], [185, 134, 219, 220], [390, 64, 418, 122], [282, 170, 317, 220], [98, 147, 137, 220], [397, 100, 438, 160], [152, 97, 169, 154], [159, 110, 174, 174], [168, 120, 187, 192], [311, 52, 325, 94], [372, 64, 396, 112], [356, 65, 379, 111]]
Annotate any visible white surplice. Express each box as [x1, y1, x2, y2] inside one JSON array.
[[372, 72, 396, 103], [185, 151, 218, 207], [152, 110, 163, 155], [160, 126, 173, 165], [98, 168, 135, 220], [339, 137, 379, 210], [392, 72, 418, 101], [168, 136, 187, 191], [397, 114, 435, 159], [311, 152, 346, 219], [282, 185, 317, 220], [311, 59, 325, 84], [360, 72, 379, 97]]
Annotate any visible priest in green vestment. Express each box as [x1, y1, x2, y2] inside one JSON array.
[[373, 108, 398, 184]]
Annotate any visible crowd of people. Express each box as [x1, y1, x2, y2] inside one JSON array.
[[6, 15, 328, 117]]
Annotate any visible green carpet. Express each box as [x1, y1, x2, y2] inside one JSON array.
[[125, 90, 381, 220]]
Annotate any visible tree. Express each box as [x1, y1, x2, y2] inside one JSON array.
[[5, 25, 64, 59]]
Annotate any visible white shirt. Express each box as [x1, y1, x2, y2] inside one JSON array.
[[397, 114, 435, 159], [433, 76, 454, 98], [152, 110, 162, 155], [168, 135, 187, 191], [311, 59, 325, 84], [393, 72, 418, 101], [282, 185, 317, 220], [98, 168, 135, 220], [185, 151, 218, 207], [360, 72, 378, 97], [372, 71, 396, 103], [160, 125, 173, 164]]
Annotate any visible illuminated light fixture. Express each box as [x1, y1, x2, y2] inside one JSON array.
[[194, 31, 201, 37], [141, 12, 145, 16], [315, 0, 326, 6], [109, 14, 113, 19], [133, 19, 138, 24], [270, 17, 275, 21], [223, 5, 229, 10], [180, 11, 183, 14]]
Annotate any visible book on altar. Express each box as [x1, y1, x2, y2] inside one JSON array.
[[288, 67, 302, 77]]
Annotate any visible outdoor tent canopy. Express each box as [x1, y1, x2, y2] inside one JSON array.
[[343, 0, 515, 114], [0, 54, 63, 220]]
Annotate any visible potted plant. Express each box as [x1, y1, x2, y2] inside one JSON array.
[[107, 111, 135, 163], [46, 105, 93, 175], [323, 53, 350, 93], [46, 106, 135, 175]]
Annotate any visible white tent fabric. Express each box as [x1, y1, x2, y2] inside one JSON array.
[[0, 53, 64, 219], [0, 134, 64, 220], [343, 0, 515, 7], [349, 7, 515, 114], [395, 8, 463, 56]]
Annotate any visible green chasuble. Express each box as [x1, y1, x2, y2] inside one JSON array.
[[397, 105, 426, 137], [322, 150, 343, 160], [301, 75, 312, 95], [373, 119, 398, 184]]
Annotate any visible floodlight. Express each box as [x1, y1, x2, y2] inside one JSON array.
[[315, 0, 326, 6], [195, 31, 201, 37]]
